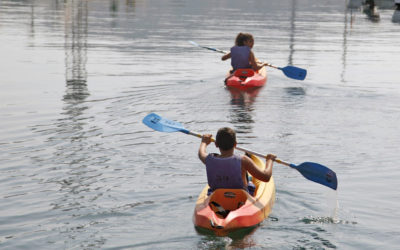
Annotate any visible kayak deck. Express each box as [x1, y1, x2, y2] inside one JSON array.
[[193, 154, 275, 236], [225, 67, 267, 91]]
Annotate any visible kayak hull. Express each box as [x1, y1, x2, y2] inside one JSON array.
[[193, 154, 275, 236], [225, 67, 267, 91]]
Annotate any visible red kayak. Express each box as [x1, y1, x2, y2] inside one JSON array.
[[225, 67, 267, 91]]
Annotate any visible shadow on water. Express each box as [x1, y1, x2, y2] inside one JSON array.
[[227, 87, 261, 135], [284, 87, 306, 97]]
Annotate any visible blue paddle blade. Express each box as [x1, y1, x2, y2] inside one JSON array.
[[290, 162, 338, 190], [280, 66, 307, 80], [142, 113, 187, 133]]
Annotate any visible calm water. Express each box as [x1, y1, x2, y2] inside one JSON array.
[[1, 0, 400, 249]]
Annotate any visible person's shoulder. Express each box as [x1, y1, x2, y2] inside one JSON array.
[[241, 154, 256, 164], [239, 154, 251, 162], [240, 154, 252, 169]]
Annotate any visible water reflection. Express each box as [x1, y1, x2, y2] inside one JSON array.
[[29, 3, 35, 39], [59, 0, 91, 211], [288, 0, 297, 66], [342, 1, 355, 83], [111, 0, 118, 12], [24, 0, 106, 247], [64, 0, 89, 102], [56, 1, 104, 248], [227, 87, 260, 135]]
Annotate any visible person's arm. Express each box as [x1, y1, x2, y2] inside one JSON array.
[[221, 52, 231, 61], [198, 134, 212, 164], [242, 154, 276, 182], [249, 51, 268, 71]]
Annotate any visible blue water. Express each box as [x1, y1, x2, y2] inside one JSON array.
[[1, 0, 400, 249]]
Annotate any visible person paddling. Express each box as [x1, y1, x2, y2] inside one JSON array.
[[198, 127, 275, 195], [222, 33, 268, 73]]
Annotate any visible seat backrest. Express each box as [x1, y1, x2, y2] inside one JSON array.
[[209, 189, 248, 212]]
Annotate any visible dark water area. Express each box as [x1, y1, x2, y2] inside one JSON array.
[[1, 0, 400, 249]]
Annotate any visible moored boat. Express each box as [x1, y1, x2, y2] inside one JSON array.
[[193, 154, 275, 236], [225, 67, 267, 91]]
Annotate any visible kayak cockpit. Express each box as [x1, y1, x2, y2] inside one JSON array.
[[208, 189, 248, 218]]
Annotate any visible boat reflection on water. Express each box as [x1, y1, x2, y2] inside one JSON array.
[[228, 86, 262, 106], [227, 86, 262, 135]]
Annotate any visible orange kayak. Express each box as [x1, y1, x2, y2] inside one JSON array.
[[225, 67, 267, 91], [193, 154, 275, 236]]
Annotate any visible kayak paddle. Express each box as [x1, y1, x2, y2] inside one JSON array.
[[142, 113, 338, 190], [188, 41, 307, 81], [265, 64, 307, 81], [189, 41, 228, 54]]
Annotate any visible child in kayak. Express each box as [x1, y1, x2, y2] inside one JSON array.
[[198, 127, 275, 195], [221, 33, 268, 73]]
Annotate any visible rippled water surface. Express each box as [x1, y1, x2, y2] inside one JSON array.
[[1, 0, 400, 249]]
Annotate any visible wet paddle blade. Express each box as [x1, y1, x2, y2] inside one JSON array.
[[142, 113, 187, 133], [188, 40, 227, 54], [281, 66, 307, 80], [189, 40, 199, 47], [290, 162, 338, 190]]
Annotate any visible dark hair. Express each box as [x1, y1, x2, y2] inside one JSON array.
[[216, 127, 236, 150], [235, 33, 254, 46]]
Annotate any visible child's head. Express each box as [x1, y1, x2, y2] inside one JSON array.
[[216, 127, 236, 151], [235, 33, 254, 46]]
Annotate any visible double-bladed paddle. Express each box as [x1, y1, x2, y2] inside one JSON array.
[[189, 40, 307, 81], [189, 41, 228, 54], [142, 113, 338, 190]]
